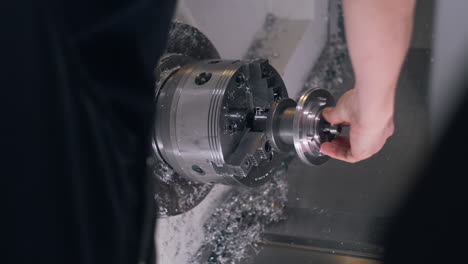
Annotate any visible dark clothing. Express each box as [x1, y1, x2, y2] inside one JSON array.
[[385, 91, 468, 263], [1, 1, 175, 263]]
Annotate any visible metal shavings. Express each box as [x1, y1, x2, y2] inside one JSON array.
[[191, 164, 289, 264], [245, 13, 281, 60], [303, 35, 352, 99], [148, 157, 213, 217], [303, 0, 353, 99]]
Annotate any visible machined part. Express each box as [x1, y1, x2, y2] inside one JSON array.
[[266, 88, 341, 166], [154, 59, 287, 187], [266, 98, 297, 152], [293, 88, 337, 165]]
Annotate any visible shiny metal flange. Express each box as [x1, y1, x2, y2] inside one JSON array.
[[266, 88, 341, 166], [293, 88, 337, 166]]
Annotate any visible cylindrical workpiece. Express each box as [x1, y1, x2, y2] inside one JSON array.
[[266, 88, 340, 166], [276, 107, 295, 145]]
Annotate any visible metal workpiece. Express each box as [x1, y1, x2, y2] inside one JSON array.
[[266, 89, 341, 166], [266, 98, 297, 152], [293, 88, 339, 165]]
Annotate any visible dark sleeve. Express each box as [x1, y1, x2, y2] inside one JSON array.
[[1, 1, 175, 263]]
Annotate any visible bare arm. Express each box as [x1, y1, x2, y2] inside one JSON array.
[[321, 0, 416, 162]]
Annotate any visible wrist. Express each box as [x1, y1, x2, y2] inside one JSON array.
[[358, 109, 394, 129], [353, 85, 395, 128]]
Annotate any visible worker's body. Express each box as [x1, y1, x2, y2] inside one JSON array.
[[2, 1, 175, 263]]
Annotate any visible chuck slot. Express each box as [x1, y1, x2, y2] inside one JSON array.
[[252, 107, 268, 132]]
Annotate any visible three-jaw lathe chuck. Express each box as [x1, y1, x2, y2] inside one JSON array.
[[151, 23, 340, 216]]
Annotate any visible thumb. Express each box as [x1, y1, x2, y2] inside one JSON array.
[[322, 107, 346, 125]]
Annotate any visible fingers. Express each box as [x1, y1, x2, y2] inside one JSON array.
[[322, 107, 347, 125], [320, 138, 358, 163], [330, 136, 350, 147], [319, 88, 391, 163]]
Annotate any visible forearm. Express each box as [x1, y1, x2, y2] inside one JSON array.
[[343, 0, 415, 124]]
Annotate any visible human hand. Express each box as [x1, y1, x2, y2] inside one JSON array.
[[320, 89, 395, 163]]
